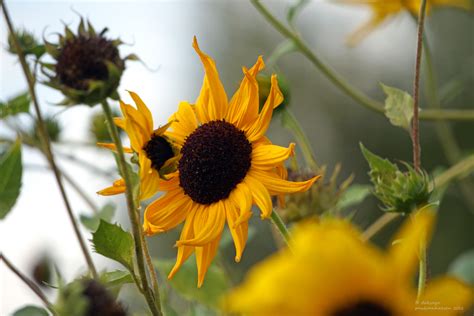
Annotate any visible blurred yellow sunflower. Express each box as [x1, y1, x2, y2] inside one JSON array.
[[97, 91, 178, 200], [143, 37, 320, 287], [226, 208, 473, 315], [335, 0, 472, 46]]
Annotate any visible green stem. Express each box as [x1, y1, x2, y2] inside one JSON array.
[[100, 100, 162, 316], [413, 0, 428, 296], [361, 213, 399, 241], [433, 154, 474, 189], [280, 107, 319, 171], [250, 0, 474, 122], [140, 227, 162, 313], [1, 254, 58, 315], [270, 210, 292, 248], [1, 0, 98, 280]]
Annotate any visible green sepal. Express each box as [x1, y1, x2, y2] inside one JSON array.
[[43, 40, 60, 59], [78, 18, 87, 37], [64, 25, 75, 40]]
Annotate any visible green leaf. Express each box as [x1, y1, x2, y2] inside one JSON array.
[[0, 92, 30, 118], [12, 305, 48, 316], [448, 249, 474, 286], [0, 140, 22, 219], [380, 83, 414, 131], [360, 143, 397, 175], [155, 257, 230, 308], [80, 203, 116, 231], [92, 220, 134, 270], [100, 270, 134, 298], [337, 184, 371, 209]]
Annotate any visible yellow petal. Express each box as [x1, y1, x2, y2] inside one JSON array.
[[244, 175, 273, 219], [226, 203, 249, 262], [96, 142, 133, 153], [228, 182, 253, 226], [127, 90, 154, 133], [245, 75, 283, 142], [138, 153, 160, 200], [120, 101, 148, 151], [388, 207, 436, 282], [143, 189, 190, 235], [193, 36, 228, 122], [166, 101, 198, 146], [226, 56, 265, 127], [251, 143, 295, 170], [168, 210, 197, 279], [249, 168, 320, 195], [114, 117, 125, 130], [176, 201, 226, 247], [195, 234, 221, 288], [418, 277, 474, 315], [97, 178, 126, 196], [157, 172, 181, 191], [346, 11, 390, 47]]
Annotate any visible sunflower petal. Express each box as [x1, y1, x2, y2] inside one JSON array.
[[166, 101, 198, 146], [419, 277, 474, 313], [195, 234, 221, 288], [244, 175, 273, 219], [249, 168, 320, 195], [229, 182, 253, 226], [120, 101, 148, 151], [193, 37, 228, 122], [168, 210, 197, 280], [97, 178, 125, 196], [245, 75, 283, 142], [96, 142, 133, 153], [114, 117, 125, 130], [252, 143, 295, 170], [128, 90, 153, 132], [226, 203, 249, 262], [176, 201, 226, 247], [138, 153, 161, 200], [143, 189, 190, 235], [226, 56, 265, 127]]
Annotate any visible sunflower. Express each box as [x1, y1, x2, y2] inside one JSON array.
[[97, 91, 178, 201], [143, 37, 320, 287], [335, 0, 472, 46], [226, 208, 473, 316]]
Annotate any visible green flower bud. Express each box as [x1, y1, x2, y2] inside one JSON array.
[[8, 29, 45, 57], [360, 143, 432, 214], [42, 18, 136, 106]]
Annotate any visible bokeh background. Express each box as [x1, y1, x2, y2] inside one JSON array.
[[1, 0, 473, 314]]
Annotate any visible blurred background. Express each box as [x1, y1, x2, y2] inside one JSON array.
[[1, 0, 473, 314]]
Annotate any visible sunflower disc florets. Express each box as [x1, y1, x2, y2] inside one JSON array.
[[42, 19, 135, 106]]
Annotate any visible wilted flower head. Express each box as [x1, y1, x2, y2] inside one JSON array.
[[42, 18, 135, 106]]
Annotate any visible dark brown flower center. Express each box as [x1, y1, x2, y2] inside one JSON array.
[[143, 135, 175, 171], [178, 120, 252, 205], [332, 300, 392, 316], [56, 35, 123, 90]]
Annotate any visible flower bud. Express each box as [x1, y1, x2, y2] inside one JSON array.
[[8, 29, 45, 57]]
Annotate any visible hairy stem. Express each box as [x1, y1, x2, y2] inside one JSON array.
[[2, 0, 98, 279], [250, 0, 474, 122], [140, 227, 162, 313], [270, 210, 292, 248], [100, 100, 161, 316], [1, 254, 58, 315]]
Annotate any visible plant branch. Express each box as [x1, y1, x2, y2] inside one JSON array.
[[101, 100, 161, 316], [270, 210, 292, 248], [361, 213, 399, 241], [140, 229, 162, 313], [2, 0, 98, 279], [433, 154, 474, 189], [1, 254, 58, 315], [250, 0, 474, 122]]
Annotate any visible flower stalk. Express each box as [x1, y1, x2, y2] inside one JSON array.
[[250, 0, 474, 122], [1, 0, 98, 280], [270, 210, 292, 248], [100, 100, 162, 316]]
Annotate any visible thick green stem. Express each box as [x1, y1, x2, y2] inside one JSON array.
[[100, 100, 162, 316], [1, 0, 98, 280], [280, 107, 319, 171], [270, 210, 292, 248], [1, 254, 58, 315], [250, 0, 474, 122]]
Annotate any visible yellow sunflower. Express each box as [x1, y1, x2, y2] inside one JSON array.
[[226, 208, 474, 316], [97, 91, 178, 200], [335, 0, 472, 46], [143, 37, 320, 287]]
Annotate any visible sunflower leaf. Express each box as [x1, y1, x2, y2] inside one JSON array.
[[0, 92, 30, 118], [0, 140, 22, 219], [380, 83, 414, 131], [154, 256, 230, 309], [92, 220, 134, 270], [12, 305, 49, 316]]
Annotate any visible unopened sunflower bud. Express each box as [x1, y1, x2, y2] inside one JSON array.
[[257, 73, 290, 113], [33, 116, 62, 142], [8, 29, 45, 57], [360, 143, 432, 214], [42, 18, 135, 106], [90, 109, 122, 142]]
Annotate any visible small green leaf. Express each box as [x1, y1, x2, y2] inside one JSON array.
[[0, 92, 30, 118], [380, 83, 414, 131], [80, 203, 116, 231], [155, 257, 230, 308], [12, 305, 48, 316], [448, 249, 474, 286], [0, 140, 22, 219], [337, 184, 371, 209], [360, 143, 397, 174], [92, 220, 134, 270]]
